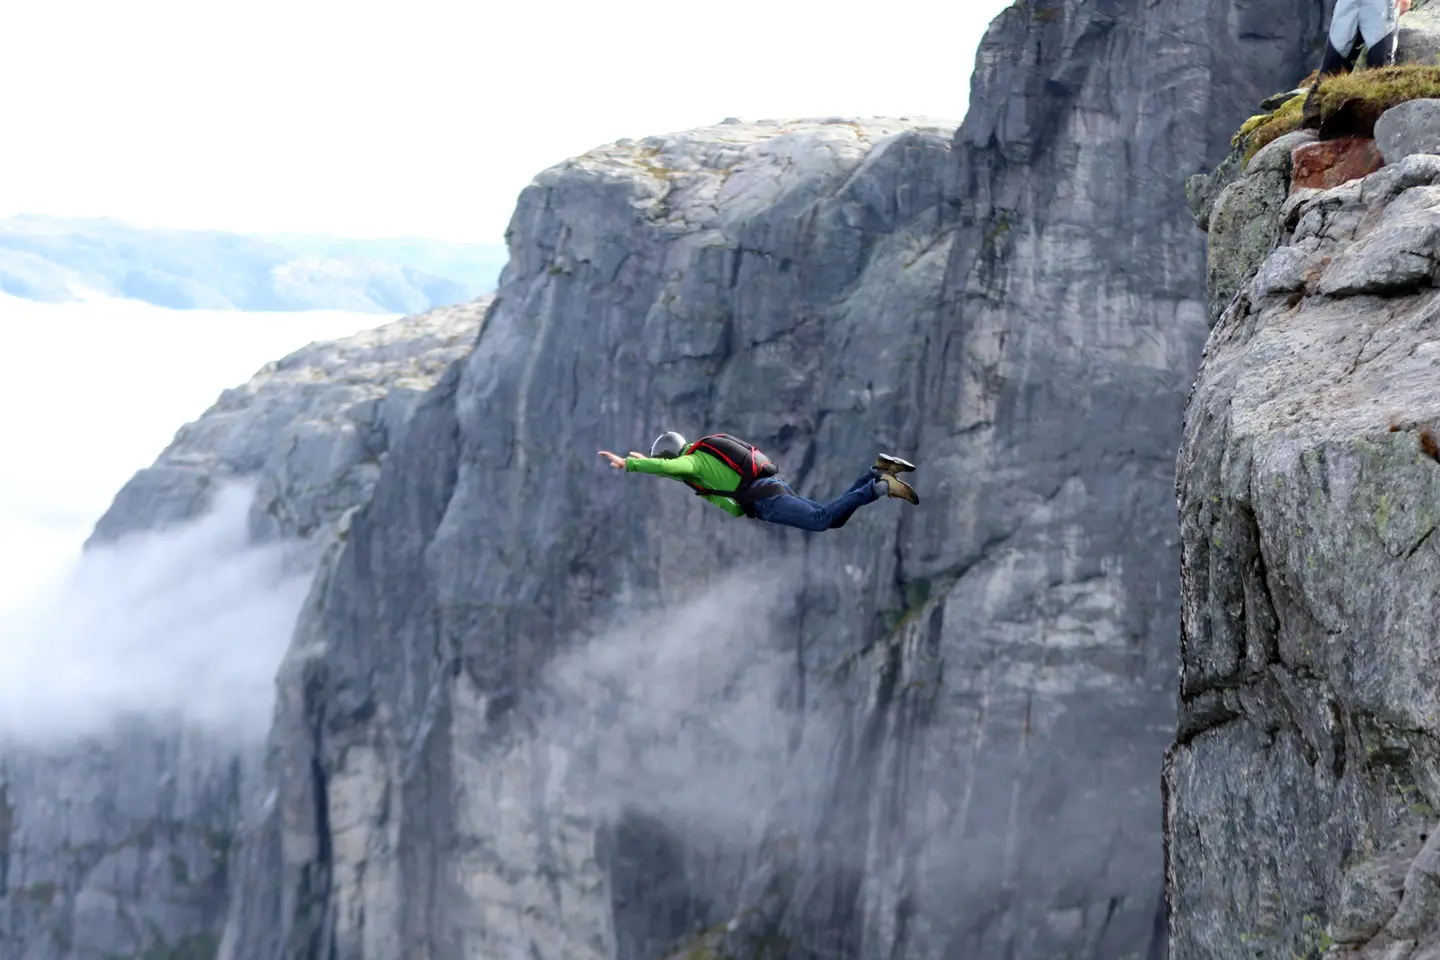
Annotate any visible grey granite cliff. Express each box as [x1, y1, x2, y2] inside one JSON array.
[[212, 0, 1324, 952], [1169, 147, 1440, 960], [0, 301, 487, 960], [2, 0, 1344, 956]]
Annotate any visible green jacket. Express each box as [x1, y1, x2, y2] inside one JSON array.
[[625, 451, 746, 518]]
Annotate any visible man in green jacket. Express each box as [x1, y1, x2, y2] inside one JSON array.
[[598, 431, 918, 532]]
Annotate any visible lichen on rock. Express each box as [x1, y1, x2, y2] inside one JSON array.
[[1169, 135, 1440, 960], [1204, 129, 1318, 325]]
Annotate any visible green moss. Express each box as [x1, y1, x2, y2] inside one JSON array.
[[670, 921, 790, 960], [883, 578, 937, 634], [1011, 0, 1061, 22], [1236, 65, 1440, 165], [639, 162, 684, 180], [1296, 913, 1335, 958], [673, 922, 730, 960], [1237, 94, 1307, 164], [1314, 65, 1440, 125], [984, 213, 1012, 245]]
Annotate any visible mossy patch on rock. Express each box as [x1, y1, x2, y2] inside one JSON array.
[[1314, 65, 1440, 138], [13, 882, 58, 908], [1238, 93, 1308, 164], [1234, 66, 1440, 163]]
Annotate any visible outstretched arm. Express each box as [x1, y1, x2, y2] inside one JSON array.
[[597, 450, 703, 478]]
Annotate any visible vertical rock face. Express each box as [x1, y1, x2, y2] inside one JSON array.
[[0, 301, 486, 960], [0, 732, 247, 960], [212, 2, 1324, 957], [89, 298, 491, 549], [1170, 154, 1440, 959], [818, 4, 1317, 955], [1205, 130, 1318, 327], [2, 1, 1339, 958], [220, 116, 967, 960]]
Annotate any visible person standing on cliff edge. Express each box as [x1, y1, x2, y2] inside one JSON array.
[[1319, 0, 1411, 78], [598, 431, 919, 532]]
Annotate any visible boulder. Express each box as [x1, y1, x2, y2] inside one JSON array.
[[1203, 130, 1317, 323], [1291, 137, 1385, 191], [1376, 97, 1440, 163], [1399, 3, 1440, 66]]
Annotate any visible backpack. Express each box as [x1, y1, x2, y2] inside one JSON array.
[[684, 433, 779, 484], [682, 433, 782, 516]]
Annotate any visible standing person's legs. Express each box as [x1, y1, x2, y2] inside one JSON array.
[[1366, 29, 1398, 68], [1319, 36, 1362, 77], [1308, 20, 1363, 128], [1321, 0, 1365, 76], [1361, 0, 1401, 67]]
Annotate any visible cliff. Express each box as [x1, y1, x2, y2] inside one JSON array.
[[90, 298, 490, 548], [0, 300, 487, 959], [214, 0, 1322, 951], [2, 0, 1340, 957], [1168, 97, 1440, 960]]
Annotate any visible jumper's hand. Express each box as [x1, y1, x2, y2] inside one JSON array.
[[627, 451, 647, 459], [599, 450, 626, 470], [1400, 0, 1413, 14]]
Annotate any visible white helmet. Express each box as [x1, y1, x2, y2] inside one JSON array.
[[649, 431, 687, 458]]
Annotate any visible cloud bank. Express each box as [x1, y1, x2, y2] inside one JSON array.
[[0, 484, 311, 746], [0, 295, 387, 748], [540, 564, 834, 850]]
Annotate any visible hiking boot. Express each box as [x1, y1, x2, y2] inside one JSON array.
[[879, 475, 919, 506], [874, 453, 916, 475]]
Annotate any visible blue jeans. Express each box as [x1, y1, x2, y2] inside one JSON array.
[[748, 471, 881, 531]]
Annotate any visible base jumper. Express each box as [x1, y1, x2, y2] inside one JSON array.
[[599, 432, 919, 532]]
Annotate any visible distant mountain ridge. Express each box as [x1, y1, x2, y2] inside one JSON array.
[[0, 215, 508, 314]]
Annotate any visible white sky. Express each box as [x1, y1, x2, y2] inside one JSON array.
[[0, 292, 382, 609], [0, 0, 1012, 244]]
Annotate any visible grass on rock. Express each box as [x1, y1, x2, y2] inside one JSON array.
[[1235, 65, 1440, 165]]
